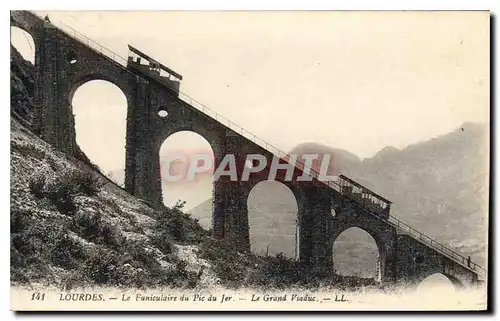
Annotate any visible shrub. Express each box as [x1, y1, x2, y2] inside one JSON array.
[[119, 240, 170, 287], [44, 180, 77, 215], [81, 246, 120, 285], [10, 209, 82, 284], [28, 175, 45, 198], [125, 241, 159, 269], [78, 244, 166, 289], [10, 207, 32, 234], [102, 198, 123, 216], [169, 259, 201, 289], [50, 169, 101, 197], [11, 141, 45, 160], [61, 244, 153, 290], [70, 170, 101, 196], [199, 237, 254, 288], [150, 231, 174, 255], [152, 201, 208, 245], [71, 211, 124, 249], [249, 253, 303, 289], [10, 210, 52, 259], [31, 168, 102, 198], [50, 231, 87, 269], [29, 168, 102, 216], [45, 156, 59, 172]]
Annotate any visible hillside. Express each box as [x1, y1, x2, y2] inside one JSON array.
[[12, 118, 207, 288], [352, 122, 489, 266]]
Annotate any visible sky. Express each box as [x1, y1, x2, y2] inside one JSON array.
[[11, 10, 490, 178]]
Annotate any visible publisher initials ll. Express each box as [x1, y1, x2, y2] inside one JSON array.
[[335, 294, 347, 302]]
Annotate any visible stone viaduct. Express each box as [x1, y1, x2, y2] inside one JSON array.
[[11, 10, 486, 287]]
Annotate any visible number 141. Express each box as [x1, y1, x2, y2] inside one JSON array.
[[31, 292, 45, 301]]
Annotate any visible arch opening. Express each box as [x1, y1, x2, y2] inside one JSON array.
[[417, 273, 460, 293], [67, 52, 78, 64], [10, 26, 35, 64], [332, 227, 381, 281], [158, 108, 169, 118], [247, 180, 299, 259], [160, 131, 214, 230], [71, 80, 128, 186]]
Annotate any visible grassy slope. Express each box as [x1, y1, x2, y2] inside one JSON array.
[[10, 117, 219, 289]]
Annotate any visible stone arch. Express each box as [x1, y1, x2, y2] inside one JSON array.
[[132, 91, 228, 206], [331, 226, 386, 282], [417, 272, 464, 291], [68, 74, 132, 106], [59, 34, 138, 120], [156, 126, 221, 166], [10, 11, 45, 67], [10, 11, 44, 46], [323, 203, 397, 282], [10, 26, 36, 64], [246, 180, 300, 258], [158, 130, 215, 226], [70, 79, 128, 185]]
